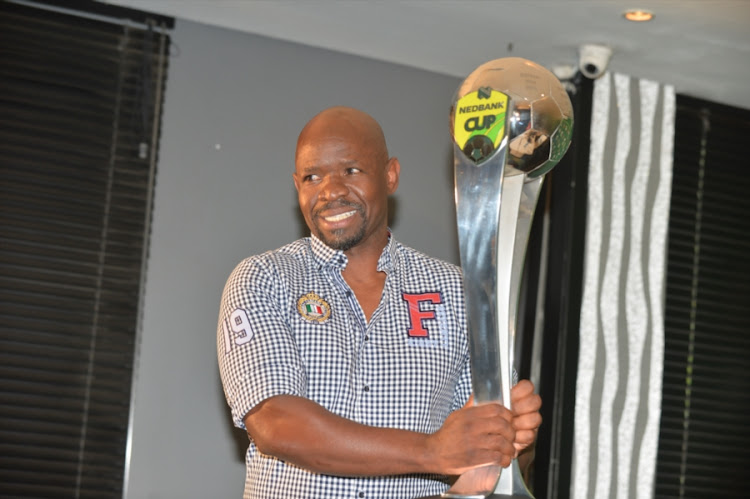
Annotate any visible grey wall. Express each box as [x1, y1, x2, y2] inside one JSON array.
[[125, 19, 462, 498]]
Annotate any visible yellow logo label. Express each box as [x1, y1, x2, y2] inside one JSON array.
[[297, 292, 331, 323], [453, 87, 508, 162]]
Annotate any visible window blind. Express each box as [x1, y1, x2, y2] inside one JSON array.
[[0, 1, 170, 496], [655, 96, 750, 497]]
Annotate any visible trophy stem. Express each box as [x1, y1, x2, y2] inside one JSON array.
[[454, 143, 507, 406], [492, 174, 543, 499], [444, 151, 544, 499], [441, 142, 508, 498]]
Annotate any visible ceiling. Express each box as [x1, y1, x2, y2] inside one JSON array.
[[101, 0, 750, 110]]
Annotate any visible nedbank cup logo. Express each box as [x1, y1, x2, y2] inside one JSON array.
[[454, 87, 509, 162]]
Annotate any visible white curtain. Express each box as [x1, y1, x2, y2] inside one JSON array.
[[572, 72, 675, 499]]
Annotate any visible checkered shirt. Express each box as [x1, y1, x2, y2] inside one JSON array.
[[217, 234, 472, 499]]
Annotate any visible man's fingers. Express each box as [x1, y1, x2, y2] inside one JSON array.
[[511, 379, 535, 398], [511, 391, 542, 416], [512, 411, 542, 431], [513, 429, 538, 447], [464, 400, 514, 422]]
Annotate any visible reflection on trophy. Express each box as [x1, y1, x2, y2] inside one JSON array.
[[443, 57, 573, 498]]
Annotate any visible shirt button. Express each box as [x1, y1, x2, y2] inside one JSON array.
[[364, 335, 369, 341], [359, 493, 365, 498], [363, 386, 370, 392]]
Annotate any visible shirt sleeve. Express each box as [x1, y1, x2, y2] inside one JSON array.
[[451, 351, 473, 412], [216, 257, 307, 428]]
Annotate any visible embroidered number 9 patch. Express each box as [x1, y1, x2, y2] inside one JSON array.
[[221, 308, 254, 353]]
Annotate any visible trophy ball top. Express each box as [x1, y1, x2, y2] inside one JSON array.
[[451, 57, 574, 177]]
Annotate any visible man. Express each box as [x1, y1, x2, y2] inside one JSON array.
[[217, 106, 542, 498]]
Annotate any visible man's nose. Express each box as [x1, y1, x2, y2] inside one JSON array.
[[320, 175, 348, 201]]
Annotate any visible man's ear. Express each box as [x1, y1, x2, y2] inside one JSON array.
[[292, 172, 300, 192], [386, 157, 400, 195]]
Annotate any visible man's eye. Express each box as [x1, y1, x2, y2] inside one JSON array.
[[346, 167, 361, 174], [304, 174, 320, 182]]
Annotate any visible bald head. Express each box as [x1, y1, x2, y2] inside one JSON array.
[[296, 106, 389, 166], [293, 106, 400, 253]]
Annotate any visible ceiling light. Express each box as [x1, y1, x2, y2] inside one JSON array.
[[623, 9, 654, 22]]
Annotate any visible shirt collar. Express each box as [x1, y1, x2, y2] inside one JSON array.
[[376, 231, 396, 273], [310, 234, 347, 270], [309, 231, 397, 273]]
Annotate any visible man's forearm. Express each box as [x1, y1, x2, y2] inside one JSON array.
[[244, 394, 516, 477], [245, 394, 433, 476]]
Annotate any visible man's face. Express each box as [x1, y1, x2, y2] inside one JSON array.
[[293, 128, 399, 253]]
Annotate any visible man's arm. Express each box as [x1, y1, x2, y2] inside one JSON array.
[[245, 393, 517, 477], [245, 380, 542, 478]]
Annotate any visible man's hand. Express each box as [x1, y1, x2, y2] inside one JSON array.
[[510, 379, 542, 456], [425, 396, 516, 475]]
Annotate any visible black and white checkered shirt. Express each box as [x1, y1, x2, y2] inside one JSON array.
[[217, 234, 471, 499]]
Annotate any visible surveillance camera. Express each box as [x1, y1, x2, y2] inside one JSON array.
[[578, 44, 612, 79]]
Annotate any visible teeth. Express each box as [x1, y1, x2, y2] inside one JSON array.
[[325, 210, 356, 222]]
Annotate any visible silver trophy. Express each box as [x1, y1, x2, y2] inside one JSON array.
[[443, 57, 573, 498]]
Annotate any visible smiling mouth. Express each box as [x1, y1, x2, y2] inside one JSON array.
[[324, 210, 357, 222]]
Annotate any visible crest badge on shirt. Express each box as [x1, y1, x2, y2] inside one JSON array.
[[297, 292, 331, 323]]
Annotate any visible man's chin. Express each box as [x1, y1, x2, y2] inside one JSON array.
[[317, 230, 363, 252], [325, 237, 360, 252]]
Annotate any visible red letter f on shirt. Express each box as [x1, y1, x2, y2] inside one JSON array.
[[402, 292, 443, 338]]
